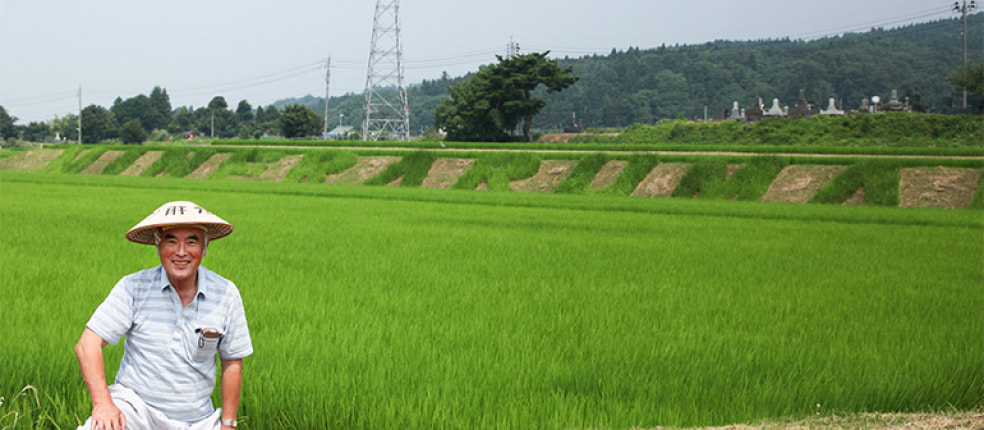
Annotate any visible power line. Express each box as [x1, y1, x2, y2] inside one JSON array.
[[786, 6, 957, 40]]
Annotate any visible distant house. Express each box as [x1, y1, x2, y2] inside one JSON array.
[[326, 126, 355, 139]]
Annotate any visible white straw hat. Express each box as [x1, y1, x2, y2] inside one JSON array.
[[126, 201, 233, 245]]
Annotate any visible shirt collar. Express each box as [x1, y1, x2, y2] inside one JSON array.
[[157, 265, 209, 300]]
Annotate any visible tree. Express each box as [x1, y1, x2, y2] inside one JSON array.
[[111, 95, 153, 134], [498, 52, 579, 141], [119, 119, 148, 144], [80, 105, 117, 143], [434, 78, 509, 142], [235, 100, 254, 123], [434, 52, 578, 142], [947, 63, 984, 96], [278, 104, 321, 138], [52, 114, 79, 142], [0, 105, 18, 140], [148, 86, 172, 131], [205, 96, 236, 137], [21, 121, 51, 142]]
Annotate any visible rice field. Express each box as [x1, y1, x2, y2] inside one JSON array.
[[1, 172, 981, 429]]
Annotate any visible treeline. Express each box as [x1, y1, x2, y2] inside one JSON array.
[[276, 15, 982, 134], [0, 90, 331, 144], [1, 15, 981, 144]]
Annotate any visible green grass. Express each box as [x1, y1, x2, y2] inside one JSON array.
[[365, 151, 438, 187], [598, 154, 660, 195], [810, 160, 902, 206], [672, 156, 790, 201], [672, 158, 729, 198], [208, 148, 288, 180], [37, 146, 86, 174], [971, 172, 984, 209], [453, 152, 542, 191], [555, 153, 609, 194], [100, 148, 148, 176], [1, 172, 981, 429], [284, 150, 340, 183], [140, 147, 220, 178]]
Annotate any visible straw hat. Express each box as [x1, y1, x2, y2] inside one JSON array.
[[126, 201, 233, 245]]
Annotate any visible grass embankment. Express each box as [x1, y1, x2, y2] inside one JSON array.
[[1, 173, 981, 429], [214, 113, 984, 157], [578, 113, 984, 149], [4, 143, 983, 209]]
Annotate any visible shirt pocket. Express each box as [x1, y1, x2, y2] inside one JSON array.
[[190, 327, 222, 362]]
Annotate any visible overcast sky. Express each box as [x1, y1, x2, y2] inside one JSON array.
[[0, 0, 960, 123]]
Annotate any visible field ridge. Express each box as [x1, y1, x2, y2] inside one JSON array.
[[1, 146, 981, 210]]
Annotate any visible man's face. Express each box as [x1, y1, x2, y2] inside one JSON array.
[[158, 227, 205, 287]]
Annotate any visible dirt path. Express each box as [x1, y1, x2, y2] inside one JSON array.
[[0, 149, 63, 172], [79, 151, 124, 174], [510, 160, 577, 192], [761, 166, 848, 203], [326, 156, 401, 185], [632, 163, 691, 197], [899, 167, 983, 209], [120, 151, 163, 176], [421, 158, 474, 189], [186, 153, 232, 179], [654, 411, 983, 430]]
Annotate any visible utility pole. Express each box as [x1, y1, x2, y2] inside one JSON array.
[[507, 36, 520, 58], [77, 85, 82, 145], [364, 0, 410, 142], [323, 56, 331, 139], [954, 0, 977, 109]]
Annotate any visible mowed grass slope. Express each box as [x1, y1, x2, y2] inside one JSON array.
[[1, 173, 981, 429]]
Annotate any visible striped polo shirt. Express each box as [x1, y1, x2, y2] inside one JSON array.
[[86, 265, 253, 423]]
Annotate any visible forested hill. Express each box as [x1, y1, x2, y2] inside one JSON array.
[[282, 14, 983, 132]]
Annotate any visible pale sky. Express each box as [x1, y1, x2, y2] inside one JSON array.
[[0, 0, 958, 123]]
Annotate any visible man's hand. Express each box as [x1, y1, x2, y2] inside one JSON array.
[[76, 328, 125, 430], [90, 401, 126, 430]]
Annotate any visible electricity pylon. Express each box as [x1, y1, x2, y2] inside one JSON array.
[[363, 0, 410, 141]]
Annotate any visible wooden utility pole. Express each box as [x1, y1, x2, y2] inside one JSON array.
[[954, 0, 977, 109], [77, 85, 82, 145], [323, 56, 331, 139]]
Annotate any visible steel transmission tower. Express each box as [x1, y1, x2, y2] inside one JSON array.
[[363, 0, 409, 141]]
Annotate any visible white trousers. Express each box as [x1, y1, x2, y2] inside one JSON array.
[[78, 385, 222, 430]]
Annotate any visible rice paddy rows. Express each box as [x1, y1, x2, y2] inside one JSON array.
[[1, 172, 981, 429]]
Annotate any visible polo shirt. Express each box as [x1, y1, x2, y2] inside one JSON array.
[[86, 265, 253, 423]]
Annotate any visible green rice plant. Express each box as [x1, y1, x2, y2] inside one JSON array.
[[600, 153, 659, 195], [555, 153, 609, 194], [810, 160, 901, 206], [100, 148, 147, 175], [1, 173, 982, 429], [453, 152, 541, 191], [672, 157, 729, 198], [365, 151, 437, 187]]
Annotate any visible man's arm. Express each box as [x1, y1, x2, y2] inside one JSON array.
[[75, 328, 126, 430], [220, 358, 244, 429]]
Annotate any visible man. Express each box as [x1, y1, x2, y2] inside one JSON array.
[[76, 201, 253, 430]]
